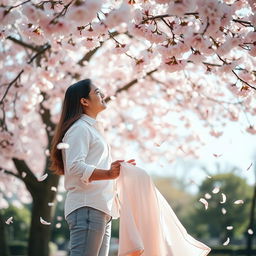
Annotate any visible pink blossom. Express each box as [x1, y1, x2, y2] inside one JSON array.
[[112, 43, 129, 54], [248, 0, 256, 12], [82, 37, 100, 50], [188, 52, 206, 64], [249, 45, 256, 57], [0, 9, 21, 26], [210, 130, 223, 137], [249, 14, 256, 26], [66, 0, 103, 26], [104, 3, 131, 29], [167, 0, 196, 17], [160, 57, 186, 73], [22, 5, 43, 24], [155, 0, 170, 3]]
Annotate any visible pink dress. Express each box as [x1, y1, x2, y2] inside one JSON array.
[[116, 162, 211, 256]]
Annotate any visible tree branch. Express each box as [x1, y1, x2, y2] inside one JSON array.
[[7, 36, 40, 51], [1, 169, 22, 180], [12, 158, 38, 194], [105, 69, 157, 103], [232, 70, 256, 91], [27, 43, 51, 64], [0, 69, 24, 105], [77, 43, 103, 66], [77, 30, 129, 66], [3, 0, 31, 14], [49, 0, 74, 24]]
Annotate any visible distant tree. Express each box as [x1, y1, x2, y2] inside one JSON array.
[[2, 204, 31, 242], [153, 176, 194, 219], [245, 161, 256, 256], [0, 211, 10, 256], [183, 172, 253, 244]]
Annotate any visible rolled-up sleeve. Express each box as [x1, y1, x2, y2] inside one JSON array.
[[62, 124, 96, 184]]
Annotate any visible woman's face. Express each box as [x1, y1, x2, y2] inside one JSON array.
[[86, 84, 107, 113]]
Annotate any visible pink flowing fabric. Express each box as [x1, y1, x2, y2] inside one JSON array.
[[116, 162, 211, 256]]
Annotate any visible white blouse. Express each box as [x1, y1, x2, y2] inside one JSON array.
[[61, 113, 120, 220]]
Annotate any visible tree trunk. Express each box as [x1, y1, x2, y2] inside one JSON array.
[[0, 211, 10, 256], [28, 174, 59, 256]]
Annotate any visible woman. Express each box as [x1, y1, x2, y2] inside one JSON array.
[[50, 79, 135, 256]]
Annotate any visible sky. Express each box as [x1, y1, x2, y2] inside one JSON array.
[[136, 120, 256, 195]]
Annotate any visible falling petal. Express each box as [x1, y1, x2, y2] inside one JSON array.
[[234, 200, 244, 205], [221, 208, 227, 215], [213, 153, 222, 157], [205, 193, 212, 199], [207, 175, 212, 179], [212, 187, 220, 194], [57, 142, 70, 149], [21, 172, 27, 178], [246, 163, 252, 171], [38, 173, 48, 182], [220, 193, 227, 204], [223, 237, 230, 246], [40, 217, 51, 225], [5, 217, 13, 225], [51, 186, 57, 192], [56, 223, 62, 229], [226, 226, 233, 230], [199, 198, 208, 210], [248, 229, 253, 235], [57, 194, 63, 202], [48, 202, 54, 206], [57, 216, 63, 221], [188, 179, 198, 185]]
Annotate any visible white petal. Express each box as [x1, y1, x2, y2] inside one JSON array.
[[38, 173, 48, 182], [213, 153, 222, 157], [57, 216, 63, 221], [57, 142, 70, 149], [223, 237, 230, 246], [207, 175, 212, 179], [40, 217, 51, 225], [205, 193, 212, 199], [248, 229, 253, 235], [56, 223, 62, 229], [220, 193, 227, 204], [221, 208, 227, 215], [5, 216, 13, 225], [21, 172, 27, 178], [56, 194, 63, 202], [212, 186, 220, 194], [226, 226, 233, 230], [234, 200, 244, 204], [48, 202, 54, 206], [51, 186, 57, 191], [199, 198, 208, 210]]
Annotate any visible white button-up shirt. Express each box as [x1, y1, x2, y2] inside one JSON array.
[[61, 113, 120, 219]]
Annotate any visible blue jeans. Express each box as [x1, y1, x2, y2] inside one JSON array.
[[66, 206, 112, 256]]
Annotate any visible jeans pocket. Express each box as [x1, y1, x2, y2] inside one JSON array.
[[66, 210, 77, 229]]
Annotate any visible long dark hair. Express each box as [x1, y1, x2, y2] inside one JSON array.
[[49, 79, 92, 175]]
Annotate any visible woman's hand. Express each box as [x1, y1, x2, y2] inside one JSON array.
[[108, 160, 124, 179], [126, 159, 136, 165], [108, 159, 136, 179]]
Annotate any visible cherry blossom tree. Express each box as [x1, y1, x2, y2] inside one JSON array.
[[0, 0, 255, 255]]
